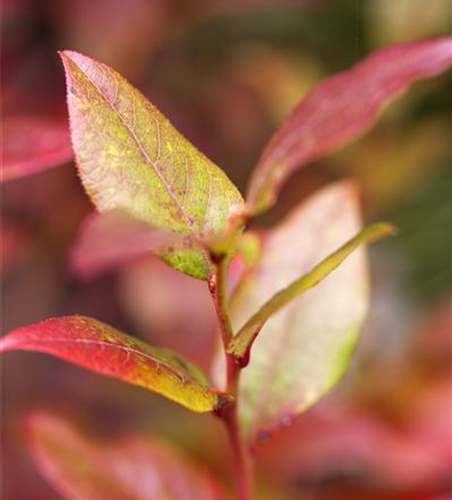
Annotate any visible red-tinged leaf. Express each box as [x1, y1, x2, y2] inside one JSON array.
[[0, 316, 226, 413], [70, 210, 182, 280], [247, 37, 452, 213], [26, 412, 228, 500], [224, 181, 371, 441], [59, 51, 244, 280], [1, 115, 73, 182]]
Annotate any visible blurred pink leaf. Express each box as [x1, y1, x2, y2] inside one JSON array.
[[1, 115, 73, 182], [59, 50, 244, 280], [247, 36, 452, 213], [26, 412, 227, 500], [0, 316, 226, 413], [70, 210, 181, 280], [258, 401, 450, 491], [226, 181, 370, 442]]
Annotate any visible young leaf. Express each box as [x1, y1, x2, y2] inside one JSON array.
[[247, 36, 452, 213], [26, 412, 227, 500], [1, 115, 73, 182], [228, 222, 396, 365], [229, 181, 374, 441], [0, 315, 226, 413], [70, 210, 181, 279], [59, 51, 244, 280]]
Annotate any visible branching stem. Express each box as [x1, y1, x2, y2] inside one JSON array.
[[211, 255, 253, 500]]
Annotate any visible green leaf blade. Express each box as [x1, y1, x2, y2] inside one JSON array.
[[0, 315, 226, 413], [60, 51, 244, 280]]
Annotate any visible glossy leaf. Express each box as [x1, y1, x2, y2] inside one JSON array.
[[70, 210, 181, 279], [26, 412, 227, 500], [229, 181, 372, 440], [0, 315, 226, 413], [60, 51, 244, 280], [1, 115, 73, 182], [229, 222, 396, 365], [247, 37, 452, 213]]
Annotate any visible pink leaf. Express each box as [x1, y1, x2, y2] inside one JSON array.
[[1, 115, 73, 182], [259, 401, 450, 491], [26, 412, 227, 500], [247, 36, 452, 213], [70, 210, 181, 280]]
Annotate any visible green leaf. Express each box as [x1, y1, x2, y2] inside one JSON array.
[[228, 222, 396, 364], [227, 181, 385, 441], [0, 315, 228, 413], [59, 51, 244, 280], [26, 412, 228, 500]]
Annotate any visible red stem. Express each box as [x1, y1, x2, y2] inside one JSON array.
[[211, 257, 253, 500], [222, 397, 253, 500]]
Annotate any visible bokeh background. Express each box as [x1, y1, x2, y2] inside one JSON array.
[[1, 0, 450, 499]]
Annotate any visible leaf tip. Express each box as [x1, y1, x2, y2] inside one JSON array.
[[377, 222, 399, 238], [57, 50, 72, 65], [58, 50, 92, 76], [0, 334, 15, 353]]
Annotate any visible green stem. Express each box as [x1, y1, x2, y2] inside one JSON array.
[[211, 256, 253, 500], [211, 257, 234, 348]]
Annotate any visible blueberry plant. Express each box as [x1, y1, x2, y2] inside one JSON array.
[[1, 37, 451, 500]]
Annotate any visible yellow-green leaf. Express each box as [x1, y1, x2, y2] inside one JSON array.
[[59, 51, 244, 280], [0, 315, 227, 413]]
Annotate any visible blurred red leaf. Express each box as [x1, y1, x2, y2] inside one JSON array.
[[1, 115, 73, 182], [0, 316, 225, 413], [247, 36, 452, 213], [26, 411, 227, 500]]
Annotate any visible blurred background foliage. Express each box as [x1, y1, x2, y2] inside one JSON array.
[[1, 0, 450, 499]]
